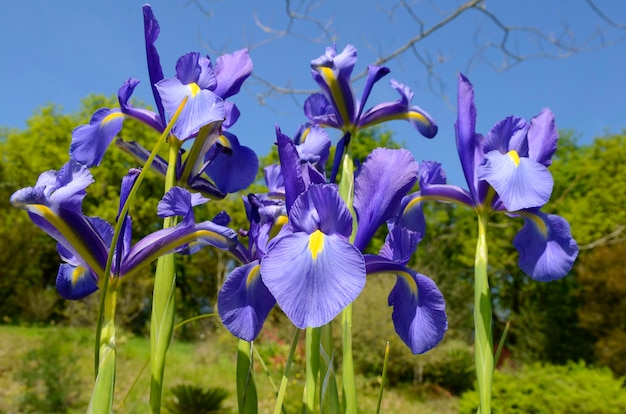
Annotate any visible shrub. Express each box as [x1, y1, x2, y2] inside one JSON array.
[[164, 384, 229, 414], [459, 361, 626, 414]]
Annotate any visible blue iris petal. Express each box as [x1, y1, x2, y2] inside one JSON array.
[[261, 231, 365, 328], [218, 261, 276, 341], [477, 150, 553, 211], [56, 263, 99, 300], [513, 211, 579, 281]]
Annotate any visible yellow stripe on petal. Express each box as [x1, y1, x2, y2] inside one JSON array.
[[507, 150, 521, 167], [318, 66, 351, 128], [72, 266, 86, 285], [188, 82, 201, 97], [308, 230, 325, 260], [246, 264, 261, 287], [101, 111, 125, 125], [397, 270, 418, 295]]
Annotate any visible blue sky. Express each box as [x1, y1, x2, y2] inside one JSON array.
[[1, 1, 625, 185]]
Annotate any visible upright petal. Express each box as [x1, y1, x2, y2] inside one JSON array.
[[213, 49, 253, 99], [218, 261, 276, 341], [353, 148, 419, 251], [143, 4, 166, 123], [288, 184, 353, 238], [513, 210, 578, 281], [455, 74, 481, 200], [276, 127, 306, 212], [528, 108, 558, 167]]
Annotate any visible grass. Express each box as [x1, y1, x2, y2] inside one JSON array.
[[0, 324, 458, 413]]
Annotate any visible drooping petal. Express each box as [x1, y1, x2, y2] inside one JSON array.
[[155, 77, 225, 140], [204, 132, 259, 194], [121, 219, 237, 277], [115, 137, 168, 176], [358, 80, 438, 138], [478, 151, 553, 211], [513, 210, 578, 281], [353, 148, 418, 251], [70, 108, 124, 167], [218, 261, 276, 341], [388, 270, 448, 354], [528, 108, 558, 166], [56, 263, 99, 300], [261, 231, 365, 328], [213, 49, 253, 99], [364, 255, 447, 354]]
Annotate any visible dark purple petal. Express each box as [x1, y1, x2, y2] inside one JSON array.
[[56, 263, 99, 300], [289, 184, 353, 238], [358, 65, 390, 116], [261, 232, 365, 328], [157, 186, 208, 218], [379, 225, 421, 266], [528, 108, 558, 166], [222, 101, 240, 129], [204, 132, 259, 194], [353, 148, 418, 251], [478, 151, 553, 211], [70, 108, 124, 167], [213, 49, 253, 99], [455, 74, 481, 200], [118, 78, 164, 132], [115, 138, 168, 176], [143, 4, 166, 122], [156, 78, 225, 140], [276, 127, 306, 212], [218, 261, 275, 341], [513, 210, 578, 281]]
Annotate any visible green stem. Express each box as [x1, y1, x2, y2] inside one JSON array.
[[474, 212, 493, 414], [237, 339, 258, 414], [304, 327, 321, 413], [338, 151, 357, 414], [88, 284, 118, 414], [375, 341, 391, 414], [149, 137, 182, 413], [274, 329, 301, 414]]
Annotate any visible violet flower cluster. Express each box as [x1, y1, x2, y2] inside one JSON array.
[[9, 4, 578, 361]]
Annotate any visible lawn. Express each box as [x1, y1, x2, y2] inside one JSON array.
[[0, 324, 458, 413]]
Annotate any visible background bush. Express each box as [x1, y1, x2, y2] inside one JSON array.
[[459, 361, 626, 414]]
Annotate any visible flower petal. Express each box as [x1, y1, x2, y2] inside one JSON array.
[[70, 108, 124, 167], [204, 132, 259, 194], [528, 108, 558, 166], [261, 232, 365, 328], [56, 263, 99, 300], [213, 49, 253, 99], [513, 210, 578, 281], [218, 261, 276, 341], [289, 184, 353, 238], [478, 151, 553, 211], [142, 4, 166, 122], [353, 148, 418, 250], [455, 74, 481, 200]]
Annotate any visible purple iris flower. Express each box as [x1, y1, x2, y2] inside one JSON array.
[[10, 161, 238, 300], [399, 74, 578, 282], [217, 131, 447, 353], [305, 45, 438, 138], [304, 44, 438, 182], [69, 5, 256, 197]]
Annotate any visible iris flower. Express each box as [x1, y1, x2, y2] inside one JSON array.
[[218, 131, 447, 354], [69, 5, 256, 197], [399, 74, 578, 281], [304, 44, 438, 181], [10, 161, 238, 299]]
